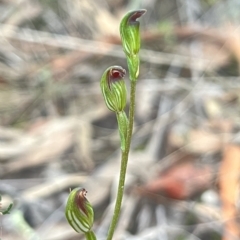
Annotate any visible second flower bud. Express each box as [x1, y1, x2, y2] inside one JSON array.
[[100, 66, 127, 113]]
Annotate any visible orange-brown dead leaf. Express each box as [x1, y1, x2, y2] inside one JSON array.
[[169, 128, 224, 154], [142, 162, 212, 200], [219, 145, 240, 240]]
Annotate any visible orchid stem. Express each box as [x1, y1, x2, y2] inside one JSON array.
[[85, 231, 97, 240], [106, 80, 137, 240]]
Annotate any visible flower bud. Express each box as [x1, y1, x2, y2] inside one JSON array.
[[100, 66, 127, 113], [65, 188, 94, 234], [120, 9, 146, 80], [120, 9, 146, 57]]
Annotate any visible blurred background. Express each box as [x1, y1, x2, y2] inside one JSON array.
[[0, 0, 240, 239]]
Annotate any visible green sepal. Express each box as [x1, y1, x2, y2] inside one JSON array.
[[100, 66, 127, 113], [116, 111, 129, 152], [65, 188, 94, 234]]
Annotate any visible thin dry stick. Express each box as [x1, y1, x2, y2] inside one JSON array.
[[0, 24, 209, 70]]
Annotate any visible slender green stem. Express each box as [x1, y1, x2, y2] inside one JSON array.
[[127, 81, 137, 147], [85, 230, 97, 240], [116, 111, 128, 152], [106, 80, 137, 240]]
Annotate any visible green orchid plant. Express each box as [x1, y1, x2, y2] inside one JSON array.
[[65, 9, 146, 240]]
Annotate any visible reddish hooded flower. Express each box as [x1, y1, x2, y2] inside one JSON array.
[[65, 188, 94, 233], [100, 66, 127, 113]]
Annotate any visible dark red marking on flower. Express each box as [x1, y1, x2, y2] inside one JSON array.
[[75, 188, 88, 216], [107, 66, 126, 89], [112, 70, 121, 79], [128, 9, 147, 24]]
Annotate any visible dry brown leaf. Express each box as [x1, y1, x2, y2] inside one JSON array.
[[187, 129, 222, 153], [205, 119, 233, 133], [142, 162, 212, 200], [169, 128, 225, 154], [3, 118, 77, 175], [219, 145, 240, 240], [225, 26, 240, 74]]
